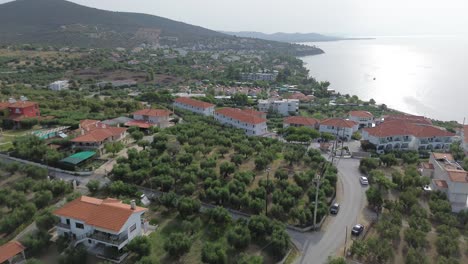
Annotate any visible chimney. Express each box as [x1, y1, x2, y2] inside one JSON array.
[[130, 200, 136, 210], [81, 128, 85, 136]]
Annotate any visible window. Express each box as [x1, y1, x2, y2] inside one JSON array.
[[66, 219, 70, 225], [75, 223, 84, 229], [129, 223, 137, 233]]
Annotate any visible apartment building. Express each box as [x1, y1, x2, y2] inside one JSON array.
[[319, 118, 359, 140], [348, 111, 374, 128], [214, 108, 268, 136], [258, 99, 299, 116], [173, 97, 215, 116]]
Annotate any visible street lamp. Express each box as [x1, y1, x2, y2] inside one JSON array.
[[265, 167, 271, 216]]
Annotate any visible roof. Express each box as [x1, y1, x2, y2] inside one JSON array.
[[242, 108, 265, 117], [446, 170, 468, 183], [383, 114, 432, 125], [174, 97, 214, 109], [215, 108, 267, 125], [363, 120, 455, 138], [102, 116, 134, 126], [433, 179, 448, 189], [349, 111, 374, 118], [0, 241, 25, 263], [133, 109, 172, 117], [60, 151, 96, 165], [0, 102, 10, 110], [80, 119, 106, 131], [125, 120, 154, 129], [8, 101, 38, 108], [432, 153, 454, 161], [421, 162, 434, 170], [54, 196, 147, 232], [284, 116, 319, 126], [320, 118, 358, 128], [71, 127, 127, 143]]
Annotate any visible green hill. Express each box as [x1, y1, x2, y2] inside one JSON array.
[[0, 0, 324, 56]]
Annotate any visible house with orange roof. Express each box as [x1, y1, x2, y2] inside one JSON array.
[[319, 118, 359, 140], [0, 241, 26, 264], [422, 153, 468, 212], [214, 108, 268, 136], [362, 120, 455, 154], [173, 97, 215, 116], [283, 116, 319, 129], [348, 111, 374, 128], [54, 196, 148, 259], [71, 124, 127, 155], [128, 109, 172, 128]]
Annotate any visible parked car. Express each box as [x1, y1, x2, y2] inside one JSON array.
[[359, 176, 369, 185], [423, 185, 432, 192], [351, 224, 364, 236], [330, 203, 340, 214]]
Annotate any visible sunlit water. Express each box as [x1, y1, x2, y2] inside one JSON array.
[[301, 36, 468, 122]]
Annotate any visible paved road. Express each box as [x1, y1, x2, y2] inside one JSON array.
[[292, 143, 368, 264]]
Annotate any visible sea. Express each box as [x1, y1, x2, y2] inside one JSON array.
[[300, 36, 468, 123]]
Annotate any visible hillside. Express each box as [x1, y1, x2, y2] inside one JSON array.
[[223, 31, 343, 43], [0, 0, 323, 56]]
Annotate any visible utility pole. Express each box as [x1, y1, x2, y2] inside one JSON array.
[[344, 226, 348, 256], [265, 167, 271, 216]]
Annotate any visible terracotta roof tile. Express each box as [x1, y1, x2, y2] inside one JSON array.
[[125, 120, 153, 129], [242, 108, 265, 117], [446, 170, 468, 183], [422, 162, 434, 170], [284, 116, 319, 126], [0, 102, 10, 110], [0, 241, 25, 263], [320, 118, 358, 128], [363, 121, 455, 138], [174, 97, 214, 109], [71, 127, 127, 143], [54, 196, 147, 232], [133, 109, 172, 117], [215, 108, 267, 125], [349, 111, 374, 118]]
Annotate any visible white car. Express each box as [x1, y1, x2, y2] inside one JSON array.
[[360, 176, 369, 185]]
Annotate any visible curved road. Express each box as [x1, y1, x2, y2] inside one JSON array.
[[291, 157, 368, 264]]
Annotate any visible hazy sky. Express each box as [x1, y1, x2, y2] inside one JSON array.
[[2, 0, 468, 36]]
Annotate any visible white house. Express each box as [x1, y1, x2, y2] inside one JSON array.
[[362, 120, 455, 154], [319, 118, 359, 140], [173, 97, 215, 116], [348, 111, 374, 128], [128, 109, 172, 128], [283, 116, 319, 129], [258, 99, 299, 116], [214, 108, 268, 136], [54, 196, 148, 260], [422, 153, 468, 212], [49, 80, 69, 91]]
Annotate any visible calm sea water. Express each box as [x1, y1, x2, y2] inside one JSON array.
[[301, 36, 468, 122]]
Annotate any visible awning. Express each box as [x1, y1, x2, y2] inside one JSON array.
[[60, 151, 96, 165]]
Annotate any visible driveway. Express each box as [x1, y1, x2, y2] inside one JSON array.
[[293, 147, 368, 264]]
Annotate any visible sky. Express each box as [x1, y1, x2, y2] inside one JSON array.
[[1, 0, 468, 36]]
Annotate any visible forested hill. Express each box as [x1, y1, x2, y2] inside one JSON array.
[[0, 0, 324, 56]]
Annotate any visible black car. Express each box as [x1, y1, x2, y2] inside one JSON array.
[[330, 203, 340, 214], [351, 224, 364, 236]]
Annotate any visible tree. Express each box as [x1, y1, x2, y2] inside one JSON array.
[[202, 242, 227, 264], [219, 162, 235, 178], [36, 211, 58, 231], [359, 158, 379, 174], [208, 206, 232, 226], [130, 130, 144, 141], [104, 142, 124, 156], [33, 190, 53, 209], [369, 98, 376, 105], [248, 215, 272, 239], [366, 237, 393, 264], [59, 246, 87, 264], [177, 197, 201, 219], [380, 153, 398, 167], [86, 179, 100, 194], [350, 239, 368, 259], [269, 228, 290, 258], [137, 140, 150, 150], [404, 228, 427, 249], [160, 191, 178, 209], [126, 236, 151, 259], [352, 131, 362, 140], [237, 254, 263, 264], [164, 233, 191, 258], [227, 223, 251, 250], [370, 170, 396, 190], [366, 186, 383, 212], [436, 235, 459, 257], [405, 247, 429, 264]]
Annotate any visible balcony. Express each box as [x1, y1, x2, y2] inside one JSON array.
[[57, 223, 71, 229], [88, 232, 128, 246]]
